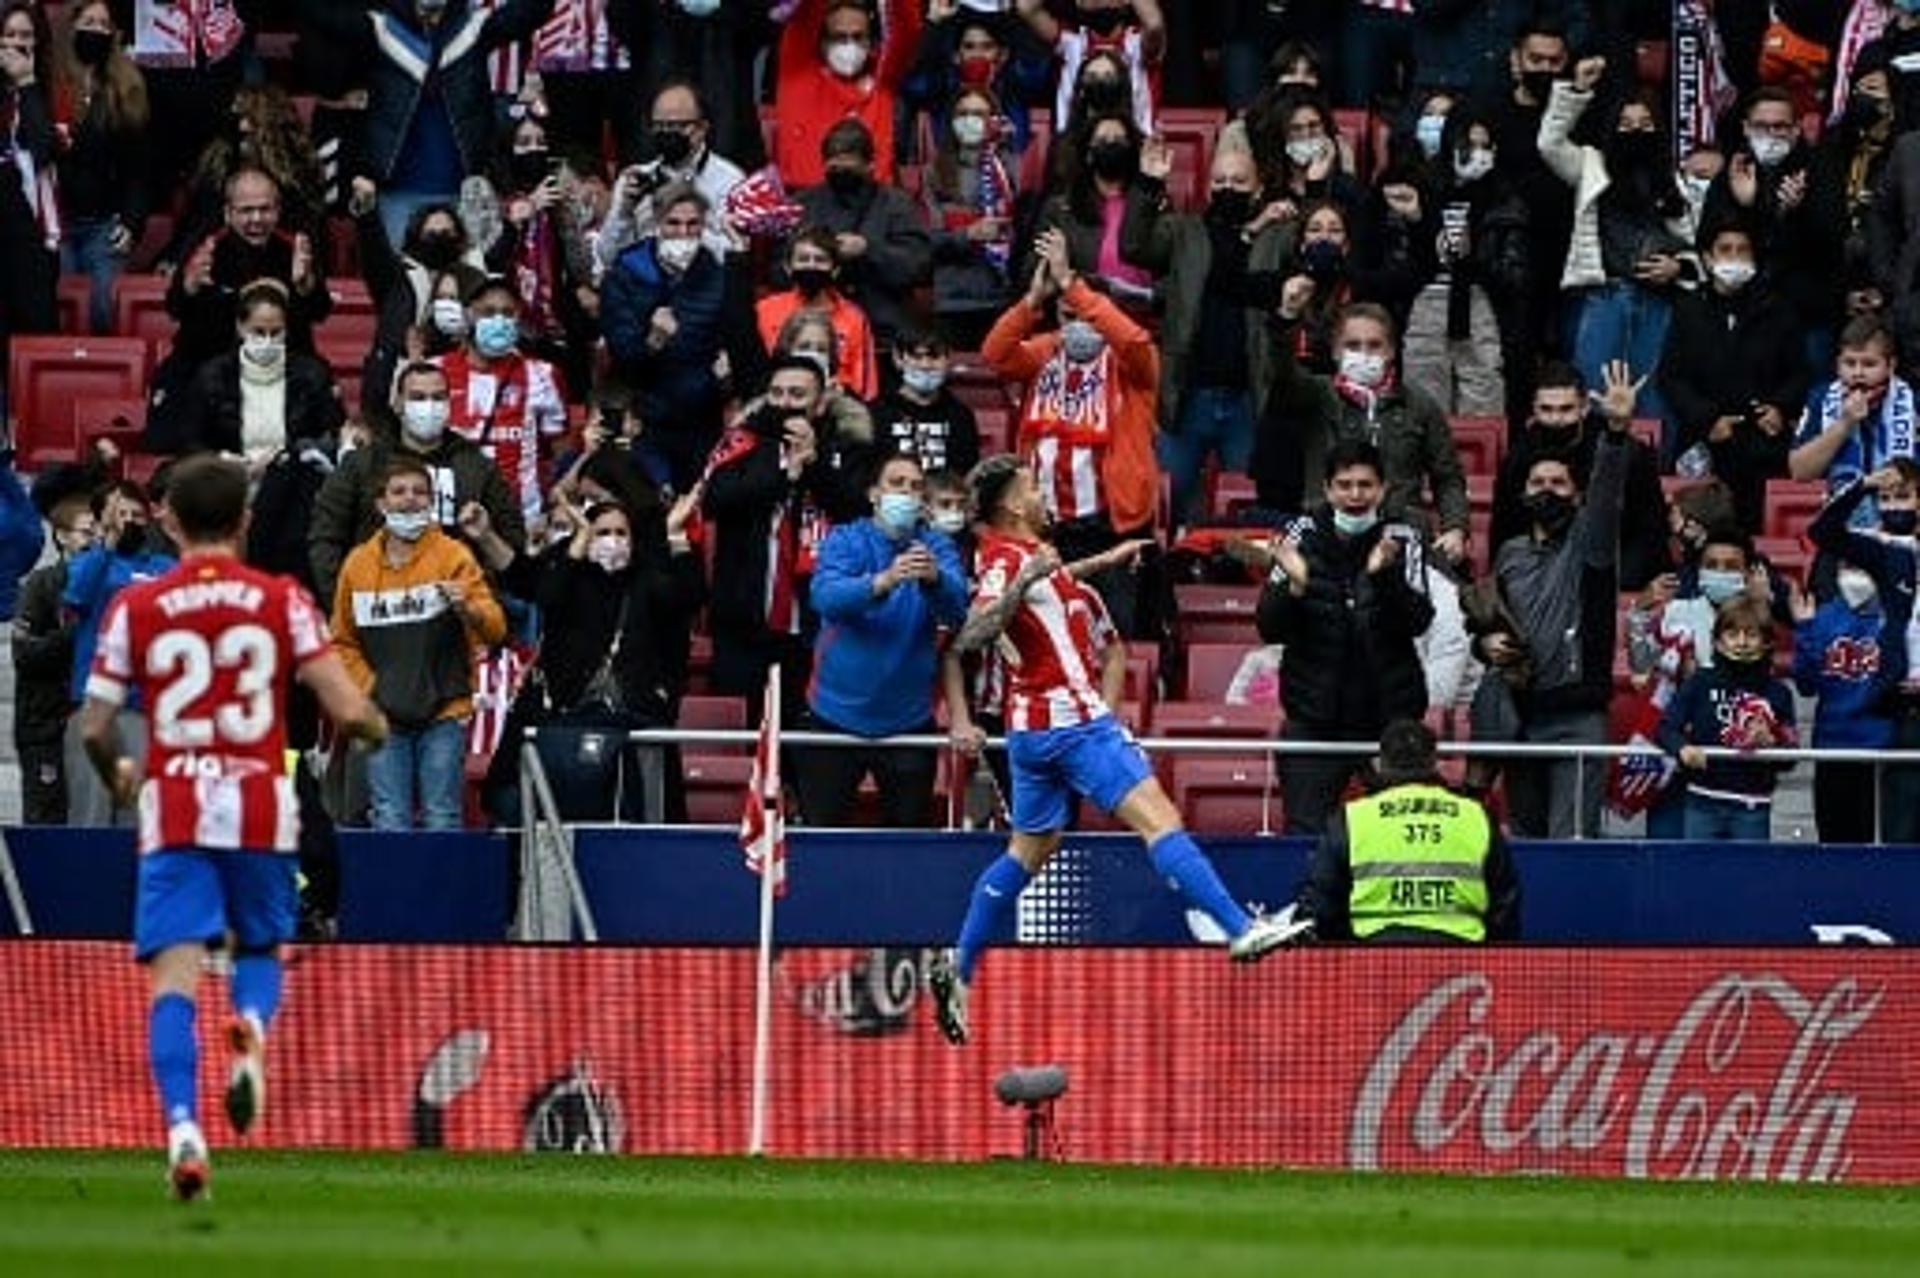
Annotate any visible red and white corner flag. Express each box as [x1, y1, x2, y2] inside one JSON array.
[[740, 666, 787, 896]]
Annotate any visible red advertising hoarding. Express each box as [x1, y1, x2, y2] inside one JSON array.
[[0, 944, 1909, 1181]]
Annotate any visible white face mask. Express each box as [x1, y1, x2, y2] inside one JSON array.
[[1453, 148, 1495, 183], [1837, 567, 1878, 609], [678, 0, 721, 14], [588, 533, 632, 573], [1748, 132, 1792, 166], [1337, 349, 1387, 388], [657, 236, 700, 272], [1710, 259, 1756, 290], [241, 333, 285, 368], [402, 397, 449, 443], [952, 115, 987, 148], [825, 39, 868, 79], [901, 366, 946, 396], [384, 509, 433, 542], [1061, 319, 1106, 364], [1285, 136, 1329, 168], [1415, 113, 1447, 159], [431, 297, 468, 337], [932, 508, 969, 535]]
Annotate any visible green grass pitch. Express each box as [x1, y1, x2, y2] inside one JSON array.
[[1, 1151, 1917, 1276]]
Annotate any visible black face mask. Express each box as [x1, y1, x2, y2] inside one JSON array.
[[1883, 508, 1919, 537], [791, 266, 834, 297], [652, 128, 695, 167], [511, 149, 550, 190], [826, 167, 871, 200], [1717, 651, 1771, 683], [752, 403, 795, 438], [1089, 141, 1136, 182], [1524, 490, 1576, 536], [1300, 238, 1346, 282], [73, 29, 113, 68], [116, 523, 147, 556], [1608, 130, 1662, 169], [1079, 77, 1126, 113], [1846, 94, 1890, 133], [1518, 70, 1557, 105], [1206, 189, 1255, 226], [413, 233, 460, 271]]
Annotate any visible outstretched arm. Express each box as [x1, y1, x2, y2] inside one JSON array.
[[953, 548, 1057, 652]]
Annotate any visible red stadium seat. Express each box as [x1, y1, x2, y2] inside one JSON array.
[[111, 274, 173, 351], [1208, 472, 1258, 520], [1171, 756, 1279, 835], [1450, 415, 1505, 477], [1332, 108, 1370, 180], [974, 405, 1012, 458], [1661, 475, 1704, 502], [8, 336, 151, 467], [1755, 536, 1812, 586], [1466, 473, 1496, 518], [1764, 479, 1828, 540], [57, 276, 90, 334], [678, 695, 749, 754], [1123, 644, 1161, 705], [1172, 583, 1261, 645], [682, 754, 756, 825], [1629, 417, 1663, 453], [68, 396, 148, 455], [1183, 642, 1258, 701], [1154, 702, 1282, 740]]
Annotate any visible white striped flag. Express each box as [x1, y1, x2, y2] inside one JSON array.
[[740, 668, 787, 896], [1672, 0, 1737, 162]]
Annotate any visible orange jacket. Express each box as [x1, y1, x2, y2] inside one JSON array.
[[756, 287, 880, 401], [982, 279, 1161, 533], [773, 0, 922, 189]]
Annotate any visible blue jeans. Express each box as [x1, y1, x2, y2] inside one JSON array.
[[366, 717, 469, 831], [1570, 282, 1672, 425], [1682, 792, 1772, 841], [1160, 386, 1255, 526], [61, 217, 123, 335]]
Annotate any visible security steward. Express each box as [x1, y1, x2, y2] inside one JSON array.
[[1295, 719, 1519, 942]]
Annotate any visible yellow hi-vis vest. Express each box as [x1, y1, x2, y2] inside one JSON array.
[[1345, 782, 1492, 942]]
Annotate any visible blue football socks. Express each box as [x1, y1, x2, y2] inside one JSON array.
[[149, 993, 198, 1127], [232, 953, 283, 1030], [1149, 830, 1252, 938], [954, 854, 1033, 983]]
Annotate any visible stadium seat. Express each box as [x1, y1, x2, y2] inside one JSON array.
[[1661, 475, 1703, 502], [1171, 756, 1279, 835], [1332, 108, 1370, 180], [1629, 417, 1663, 453], [8, 336, 151, 467], [1466, 473, 1496, 518], [111, 274, 173, 351], [68, 396, 147, 455], [1755, 536, 1812, 586], [1154, 702, 1281, 740], [1172, 583, 1261, 645], [1017, 110, 1053, 196], [1764, 479, 1828, 540], [1124, 645, 1162, 705], [1208, 472, 1258, 520], [682, 754, 755, 825], [679, 695, 749, 754], [57, 276, 90, 334], [1450, 416, 1505, 477], [974, 405, 1012, 458], [1183, 642, 1257, 701]]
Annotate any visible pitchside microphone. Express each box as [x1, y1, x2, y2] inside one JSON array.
[[995, 1065, 1069, 1107]]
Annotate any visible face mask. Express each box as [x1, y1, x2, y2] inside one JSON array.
[[1285, 137, 1328, 169], [958, 55, 997, 87], [241, 333, 285, 368], [1336, 349, 1386, 388], [678, 0, 721, 15], [1845, 94, 1890, 132], [1838, 567, 1878, 609], [414, 233, 460, 271], [1698, 568, 1746, 604], [657, 236, 700, 272], [73, 29, 113, 68], [1089, 140, 1136, 182], [876, 491, 922, 536], [473, 314, 518, 358], [1716, 643, 1770, 674], [115, 523, 147, 556], [402, 397, 449, 443], [511, 148, 550, 190], [901, 366, 946, 396], [825, 39, 868, 79], [791, 265, 834, 297], [1518, 70, 1557, 105], [826, 166, 870, 199], [1454, 147, 1495, 183], [1332, 508, 1378, 536], [1747, 133, 1792, 166], [1207, 188, 1254, 225], [953, 115, 988, 148], [1415, 113, 1447, 159], [384, 509, 433, 542], [1301, 238, 1346, 283], [1525, 490, 1576, 535], [1609, 130, 1661, 167], [932, 508, 969, 535], [1061, 319, 1106, 364], [1883, 508, 1919, 537], [588, 533, 632, 573], [431, 297, 468, 337], [1680, 172, 1711, 203], [1079, 77, 1125, 112], [652, 128, 694, 167], [1710, 260, 1756, 290]]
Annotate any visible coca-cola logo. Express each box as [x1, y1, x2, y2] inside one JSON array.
[[1349, 972, 1883, 1181], [791, 948, 928, 1037]]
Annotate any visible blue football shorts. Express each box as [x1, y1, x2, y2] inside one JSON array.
[[1006, 714, 1153, 834], [133, 848, 297, 962]]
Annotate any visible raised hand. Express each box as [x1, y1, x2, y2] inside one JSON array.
[[1366, 533, 1404, 575], [290, 234, 315, 290], [457, 501, 492, 541], [1279, 273, 1316, 319], [1595, 358, 1646, 424], [667, 485, 702, 539], [1729, 153, 1759, 208], [1139, 136, 1174, 182], [1573, 56, 1606, 93]]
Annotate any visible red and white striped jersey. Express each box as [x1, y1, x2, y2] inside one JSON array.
[[439, 349, 568, 521], [529, 0, 631, 73], [1024, 351, 1113, 523], [86, 557, 332, 856], [973, 530, 1115, 732]]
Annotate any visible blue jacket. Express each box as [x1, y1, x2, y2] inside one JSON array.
[[1794, 599, 1895, 748], [601, 241, 734, 434], [0, 451, 43, 621], [1808, 477, 1920, 693], [808, 518, 968, 737], [1794, 377, 1920, 529], [1656, 664, 1797, 800], [62, 541, 177, 704]]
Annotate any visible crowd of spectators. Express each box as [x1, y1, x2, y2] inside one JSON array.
[[2, 1, 1919, 853]]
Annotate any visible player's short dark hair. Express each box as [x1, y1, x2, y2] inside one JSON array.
[[1699, 527, 1753, 564], [1839, 314, 1896, 358], [788, 224, 842, 267], [924, 466, 968, 496], [822, 118, 875, 163], [1513, 21, 1567, 50], [1335, 301, 1397, 347], [970, 454, 1025, 522], [870, 451, 923, 487], [381, 456, 434, 492], [1323, 438, 1384, 483], [166, 454, 250, 542], [395, 361, 448, 398], [1376, 718, 1439, 784], [765, 354, 829, 394], [1534, 360, 1586, 396], [1526, 449, 1582, 490], [893, 323, 950, 359]]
